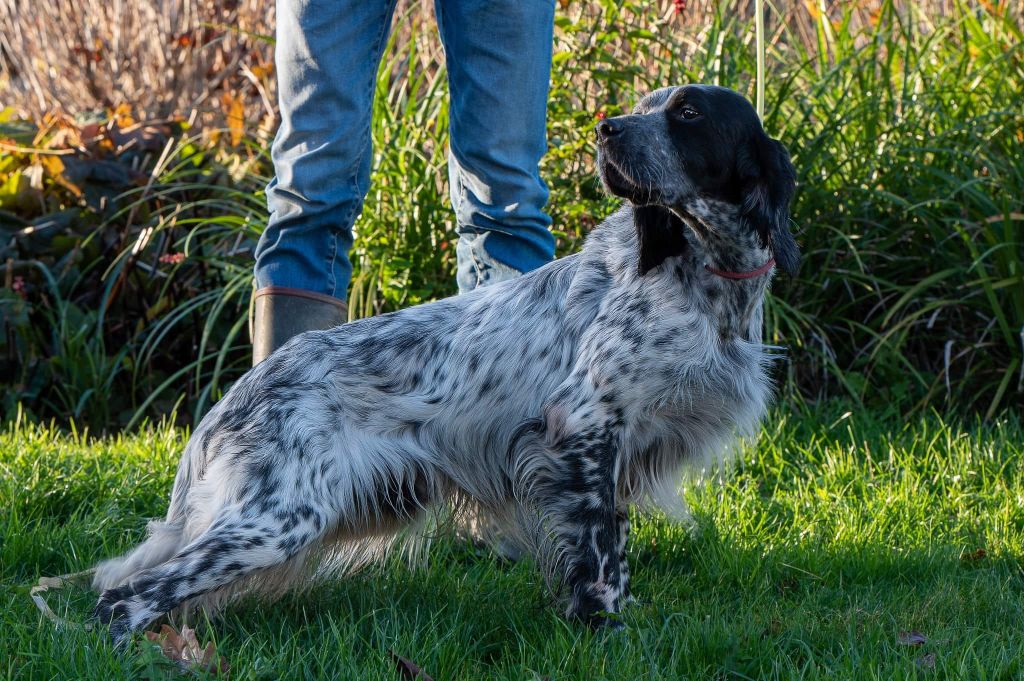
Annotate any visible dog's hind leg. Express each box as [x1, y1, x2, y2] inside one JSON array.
[[92, 519, 186, 593], [92, 432, 207, 592], [91, 504, 324, 645]]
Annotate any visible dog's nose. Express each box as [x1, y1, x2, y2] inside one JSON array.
[[597, 118, 624, 140]]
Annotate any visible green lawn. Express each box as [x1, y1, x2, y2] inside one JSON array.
[[3, 403, 1024, 680]]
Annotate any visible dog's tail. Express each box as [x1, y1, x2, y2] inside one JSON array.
[[92, 431, 202, 592]]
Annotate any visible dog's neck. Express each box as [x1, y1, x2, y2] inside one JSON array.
[[672, 198, 768, 274], [675, 199, 773, 341], [598, 202, 773, 342]]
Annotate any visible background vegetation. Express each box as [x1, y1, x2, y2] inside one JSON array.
[[1, 0, 1022, 428]]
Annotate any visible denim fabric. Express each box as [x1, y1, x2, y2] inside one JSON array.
[[255, 0, 557, 299], [455, 232, 524, 293]]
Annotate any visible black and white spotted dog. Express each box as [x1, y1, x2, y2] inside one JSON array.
[[92, 84, 799, 641]]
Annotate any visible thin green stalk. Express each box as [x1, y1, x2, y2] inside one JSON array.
[[755, 0, 765, 119]]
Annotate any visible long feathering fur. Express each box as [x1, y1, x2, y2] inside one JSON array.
[[91, 84, 796, 642]]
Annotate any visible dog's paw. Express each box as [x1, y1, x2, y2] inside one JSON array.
[[620, 592, 640, 607], [91, 588, 137, 647], [569, 601, 626, 631], [586, 611, 626, 632]]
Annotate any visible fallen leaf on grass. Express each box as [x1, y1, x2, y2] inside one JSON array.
[[916, 652, 937, 669], [761, 618, 783, 637], [388, 650, 434, 681], [897, 630, 928, 646], [144, 625, 229, 677]]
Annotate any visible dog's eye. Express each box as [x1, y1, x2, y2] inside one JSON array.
[[680, 107, 701, 120]]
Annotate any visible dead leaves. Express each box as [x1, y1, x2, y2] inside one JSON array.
[[897, 630, 940, 671], [917, 652, 937, 670], [143, 625, 230, 678], [388, 650, 434, 681], [220, 92, 245, 147], [896, 630, 927, 647], [0, 108, 172, 217], [139, 635, 428, 680], [28, 574, 229, 679]]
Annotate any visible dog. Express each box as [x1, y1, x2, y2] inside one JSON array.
[[91, 84, 799, 642]]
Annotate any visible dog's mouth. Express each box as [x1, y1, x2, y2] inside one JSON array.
[[598, 150, 657, 206]]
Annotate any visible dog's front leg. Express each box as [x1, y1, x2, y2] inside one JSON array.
[[615, 508, 633, 605], [543, 423, 625, 628]]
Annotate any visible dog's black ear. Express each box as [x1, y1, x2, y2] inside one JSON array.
[[633, 204, 688, 276], [737, 133, 800, 275]]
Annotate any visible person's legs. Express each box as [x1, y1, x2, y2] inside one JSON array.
[[251, 0, 399, 362], [436, 0, 557, 293]]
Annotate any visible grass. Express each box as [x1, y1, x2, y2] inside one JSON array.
[[3, 403, 1024, 679]]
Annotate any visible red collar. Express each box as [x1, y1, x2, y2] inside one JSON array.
[[704, 257, 776, 280]]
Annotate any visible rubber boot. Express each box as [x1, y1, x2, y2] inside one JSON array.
[[250, 286, 348, 365]]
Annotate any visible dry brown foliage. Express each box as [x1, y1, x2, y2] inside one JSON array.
[[0, 0, 962, 128]]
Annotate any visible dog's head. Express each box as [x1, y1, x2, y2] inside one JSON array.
[[597, 85, 799, 276]]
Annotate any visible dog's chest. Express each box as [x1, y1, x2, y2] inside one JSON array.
[[587, 288, 770, 440]]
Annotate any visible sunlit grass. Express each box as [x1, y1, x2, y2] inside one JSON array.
[[3, 403, 1024, 679]]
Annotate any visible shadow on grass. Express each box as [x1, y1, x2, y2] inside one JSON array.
[[49, 528, 1024, 664], [11, 511, 1024, 680]]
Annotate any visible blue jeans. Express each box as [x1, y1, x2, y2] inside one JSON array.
[[255, 0, 557, 297]]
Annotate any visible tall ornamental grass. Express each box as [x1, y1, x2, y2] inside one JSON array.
[[0, 0, 1021, 428]]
